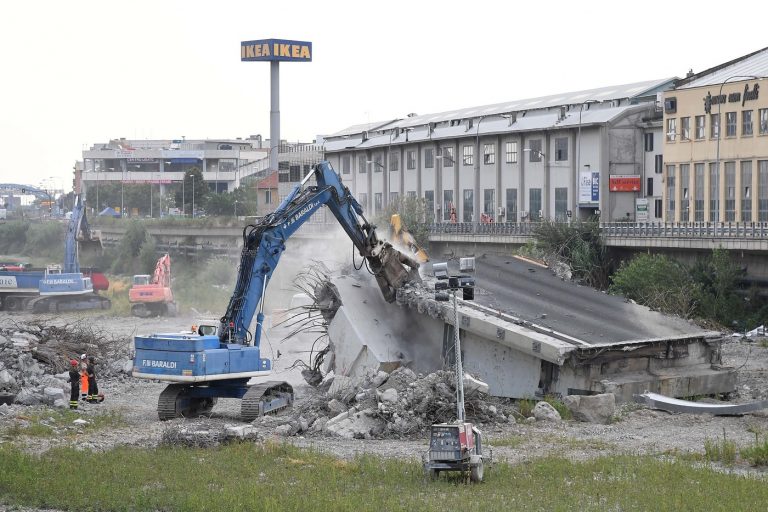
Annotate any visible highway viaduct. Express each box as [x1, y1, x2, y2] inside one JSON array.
[[93, 220, 768, 281]]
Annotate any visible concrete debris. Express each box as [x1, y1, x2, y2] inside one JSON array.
[[563, 393, 616, 424], [43, 387, 66, 405], [53, 398, 67, 409], [532, 401, 562, 422], [73, 418, 88, 425], [277, 367, 510, 439], [0, 320, 134, 410]]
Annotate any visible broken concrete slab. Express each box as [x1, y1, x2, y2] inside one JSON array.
[[635, 391, 768, 415], [324, 408, 385, 439], [563, 393, 616, 424]]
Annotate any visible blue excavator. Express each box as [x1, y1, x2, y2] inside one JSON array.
[[133, 161, 421, 420]]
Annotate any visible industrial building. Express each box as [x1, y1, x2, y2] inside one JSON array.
[[322, 79, 675, 223], [662, 47, 768, 223], [77, 136, 322, 216]]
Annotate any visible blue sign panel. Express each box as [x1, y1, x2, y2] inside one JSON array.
[[591, 172, 600, 202], [241, 39, 312, 62]]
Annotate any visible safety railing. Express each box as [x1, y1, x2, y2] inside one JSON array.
[[424, 221, 768, 239]]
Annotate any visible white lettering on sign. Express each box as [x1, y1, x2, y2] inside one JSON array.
[[42, 279, 77, 285], [141, 359, 177, 369], [0, 276, 18, 288], [282, 201, 320, 229]]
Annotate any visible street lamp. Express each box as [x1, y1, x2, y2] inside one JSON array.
[[577, 100, 599, 219], [433, 258, 475, 423]]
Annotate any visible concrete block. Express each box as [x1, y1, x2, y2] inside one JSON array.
[[563, 393, 616, 424], [532, 401, 561, 422]]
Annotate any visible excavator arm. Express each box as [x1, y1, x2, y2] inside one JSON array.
[[219, 160, 420, 345]]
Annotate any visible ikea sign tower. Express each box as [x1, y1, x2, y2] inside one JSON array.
[[241, 38, 313, 173]]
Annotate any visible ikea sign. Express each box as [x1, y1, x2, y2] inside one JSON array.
[[241, 39, 312, 62]]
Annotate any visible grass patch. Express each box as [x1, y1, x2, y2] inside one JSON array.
[[517, 398, 534, 418], [1, 408, 126, 439], [703, 429, 737, 466], [488, 435, 524, 448], [543, 395, 572, 420], [1, 444, 767, 511]]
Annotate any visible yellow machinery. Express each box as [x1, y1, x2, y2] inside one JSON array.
[[389, 214, 429, 263]]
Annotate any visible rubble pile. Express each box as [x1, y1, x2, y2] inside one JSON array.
[[0, 320, 134, 407], [263, 366, 515, 440]]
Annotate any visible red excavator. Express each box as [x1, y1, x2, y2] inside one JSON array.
[[128, 253, 176, 317]]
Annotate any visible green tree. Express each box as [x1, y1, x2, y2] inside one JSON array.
[[689, 248, 744, 325], [534, 220, 611, 289], [137, 234, 158, 275], [174, 168, 208, 216], [609, 253, 699, 318], [110, 221, 150, 275]]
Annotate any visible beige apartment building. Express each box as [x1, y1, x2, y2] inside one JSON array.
[[663, 48, 768, 223]]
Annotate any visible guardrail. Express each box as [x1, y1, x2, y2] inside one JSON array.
[[425, 221, 768, 239]]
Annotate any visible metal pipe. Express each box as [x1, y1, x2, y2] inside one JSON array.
[[453, 290, 465, 423]]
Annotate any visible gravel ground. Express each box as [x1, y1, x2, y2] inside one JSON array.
[[2, 311, 768, 474]]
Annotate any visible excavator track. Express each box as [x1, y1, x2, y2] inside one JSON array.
[[241, 381, 294, 422], [157, 384, 217, 420], [28, 295, 111, 313]]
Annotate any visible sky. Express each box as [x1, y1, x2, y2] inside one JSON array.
[[1, 0, 767, 192]]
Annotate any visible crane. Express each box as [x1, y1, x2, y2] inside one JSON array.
[[132, 161, 421, 420]]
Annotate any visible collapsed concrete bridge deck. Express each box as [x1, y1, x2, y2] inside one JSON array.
[[325, 254, 735, 403]]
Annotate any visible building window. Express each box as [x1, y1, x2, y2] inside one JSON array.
[[725, 162, 736, 221], [483, 189, 495, 216], [528, 139, 542, 162], [425, 148, 434, 169], [647, 177, 654, 197], [407, 191, 416, 198], [760, 109, 768, 135], [505, 141, 518, 163], [407, 151, 416, 170], [483, 143, 495, 165], [681, 117, 690, 141], [505, 188, 517, 222], [443, 189, 454, 221], [666, 165, 676, 216], [374, 154, 383, 172], [742, 160, 752, 222], [374, 192, 382, 214], [759, 161, 768, 221], [655, 199, 663, 218], [463, 189, 473, 222], [555, 188, 568, 221], [655, 154, 663, 174], [555, 137, 568, 161], [709, 163, 720, 222], [695, 163, 704, 222], [278, 172, 290, 183], [359, 192, 368, 212], [529, 188, 542, 220], [743, 110, 754, 136], [289, 165, 301, 182], [463, 145, 473, 166], [358, 155, 367, 174], [666, 118, 677, 142], [711, 113, 720, 139], [695, 115, 705, 139], [390, 192, 399, 204], [342, 155, 350, 174], [265, 190, 272, 205], [389, 151, 399, 172], [424, 190, 435, 222], [726, 112, 737, 137], [680, 164, 690, 219], [442, 147, 454, 168], [644, 132, 654, 151]]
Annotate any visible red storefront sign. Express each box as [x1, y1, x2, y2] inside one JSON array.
[[609, 175, 641, 192]]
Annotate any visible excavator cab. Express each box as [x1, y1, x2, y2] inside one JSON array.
[[132, 275, 151, 286]]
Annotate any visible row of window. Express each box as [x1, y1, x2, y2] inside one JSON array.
[[666, 108, 768, 142], [666, 160, 768, 221], [359, 187, 577, 222], [338, 137, 573, 174]]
